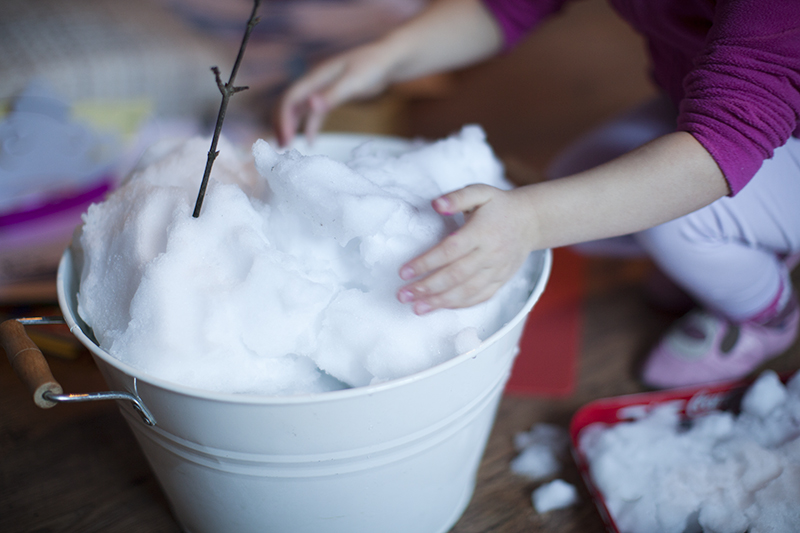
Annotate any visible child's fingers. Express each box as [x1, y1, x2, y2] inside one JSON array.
[[400, 253, 509, 314], [412, 266, 506, 314], [397, 185, 532, 313], [399, 227, 478, 285], [400, 186, 503, 283], [274, 98, 301, 147], [303, 94, 330, 144], [276, 44, 392, 146], [275, 61, 346, 146], [405, 245, 481, 298], [433, 183, 497, 216], [323, 61, 388, 108], [288, 60, 346, 105], [276, 95, 314, 147], [304, 65, 381, 141], [398, 186, 503, 298], [398, 226, 502, 304]]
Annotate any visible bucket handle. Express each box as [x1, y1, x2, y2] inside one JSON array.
[[0, 318, 156, 426]]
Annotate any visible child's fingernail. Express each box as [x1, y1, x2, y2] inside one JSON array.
[[398, 289, 414, 303], [414, 301, 432, 315], [399, 266, 415, 280], [433, 197, 452, 215]]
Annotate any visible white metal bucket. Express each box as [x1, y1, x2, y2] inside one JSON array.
[[58, 247, 550, 533], [55, 134, 553, 533]]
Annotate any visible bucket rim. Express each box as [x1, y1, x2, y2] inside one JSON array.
[[59, 247, 550, 405]]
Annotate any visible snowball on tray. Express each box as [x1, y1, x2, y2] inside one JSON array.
[[579, 369, 800, 533], [74, 126, 534, 395]]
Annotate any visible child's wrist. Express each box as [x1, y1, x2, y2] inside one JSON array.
[[379, 30, 423, 84], [510, 185, 544, 254]]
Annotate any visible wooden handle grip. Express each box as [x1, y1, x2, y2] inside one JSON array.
[[0, 319, 63, 408]]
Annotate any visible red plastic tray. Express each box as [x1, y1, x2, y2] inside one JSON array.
[[567, 376, 791, 533]]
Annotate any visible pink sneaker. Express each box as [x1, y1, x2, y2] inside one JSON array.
[[641, 300, 800, 389]]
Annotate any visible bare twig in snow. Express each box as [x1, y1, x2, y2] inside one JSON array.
[[192, 0, 261, 218]]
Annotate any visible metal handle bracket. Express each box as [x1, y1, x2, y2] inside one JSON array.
[[1, 318, 156, 426]]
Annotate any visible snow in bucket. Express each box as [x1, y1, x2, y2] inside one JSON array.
[[73, 125, 534, 395], [59, 127, 551, 533]]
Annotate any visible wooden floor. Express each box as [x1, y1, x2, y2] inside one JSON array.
[[2, 1, 800, 532]]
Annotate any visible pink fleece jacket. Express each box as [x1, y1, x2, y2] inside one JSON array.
[[483, 0, 800, 195]]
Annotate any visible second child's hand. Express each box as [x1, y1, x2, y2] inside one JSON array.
[[274, 43, 396, 147], [274, 0, 503, 147]]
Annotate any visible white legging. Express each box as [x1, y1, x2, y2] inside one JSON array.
[[547, 95, 800, 322]]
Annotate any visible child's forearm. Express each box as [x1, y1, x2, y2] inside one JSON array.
[[522, 131, 729, 250], [380, 0, 504, 83]]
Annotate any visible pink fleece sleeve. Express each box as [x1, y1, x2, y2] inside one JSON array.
[[677, 0, 800, 195], [481, 0, 571, 49]]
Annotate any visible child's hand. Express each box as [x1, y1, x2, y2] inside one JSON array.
[[274, 0, 503, 148], [274, 43, 397, 147], [396, 184, 536, 314]]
